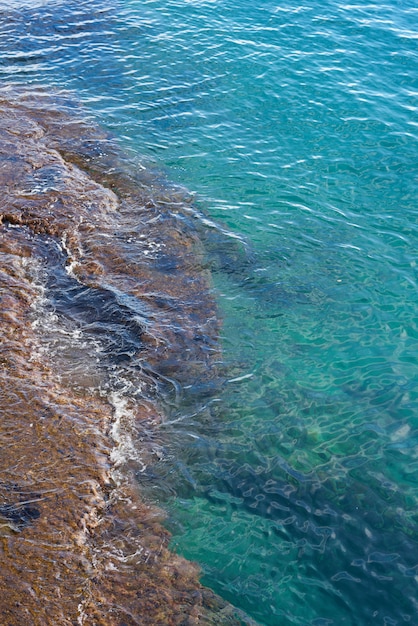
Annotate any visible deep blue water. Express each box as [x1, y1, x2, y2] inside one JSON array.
[[1, 0, 418, 624]]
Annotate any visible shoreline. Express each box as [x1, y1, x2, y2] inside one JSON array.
[[0, 87, 252, 625]]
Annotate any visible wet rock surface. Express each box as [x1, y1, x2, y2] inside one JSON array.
[[0, 87, 251, 625]]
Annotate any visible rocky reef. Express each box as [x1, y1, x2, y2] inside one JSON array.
[[0, 87, 250, 625]]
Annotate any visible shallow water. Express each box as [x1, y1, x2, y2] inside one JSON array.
[[0, 90, 248, 624], [1, 0, 418, 624]]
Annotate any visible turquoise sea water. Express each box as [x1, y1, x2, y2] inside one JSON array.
[[1, 1, 418, 624]]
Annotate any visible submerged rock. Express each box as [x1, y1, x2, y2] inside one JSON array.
[[0, 87, 251, 625]]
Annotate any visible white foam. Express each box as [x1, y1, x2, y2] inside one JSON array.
[[60, 232, 82, 278], [25, 256, 105, 390], [108, 389, 148, 477]]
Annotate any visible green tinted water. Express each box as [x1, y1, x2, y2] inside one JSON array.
[[1, 0, 417, 624]]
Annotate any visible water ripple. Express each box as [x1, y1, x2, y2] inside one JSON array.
[[1, 0, 418, 624]]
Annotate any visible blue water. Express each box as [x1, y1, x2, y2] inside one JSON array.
[[1, 0, 418, 624]]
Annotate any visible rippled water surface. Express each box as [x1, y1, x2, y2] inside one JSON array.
[[1, 0, 418, 624]]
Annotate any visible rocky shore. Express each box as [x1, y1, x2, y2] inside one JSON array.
[[0, 87, 250, 625]]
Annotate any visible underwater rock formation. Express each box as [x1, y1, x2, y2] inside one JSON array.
[[0, 87, 250, 625]]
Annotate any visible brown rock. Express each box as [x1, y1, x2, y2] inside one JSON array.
[[0, 87, 250, 625]]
